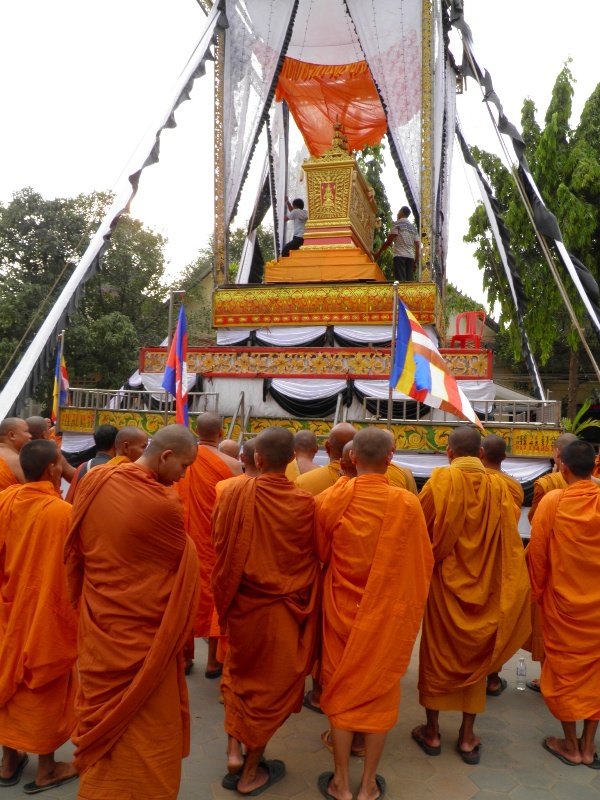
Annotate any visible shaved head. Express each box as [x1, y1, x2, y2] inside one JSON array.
[[481, 434, 507, 467], [554, 432, 578, 454], [140, 424, 197, 486], [340, 440, 357, 478], [294, 430, 318, 455], [20, 440, 59, 482], [146, 425, 196, 456], [352, 428, 393, 472], [326, 423, 356, 459], [448, 426, 482, 458], [255, 427, 294, 472], [115, 427, 149, 461], [195, 412, 223, 439], [0, 417, 31, 452], [219, 439, 240, 459], [561, 440, 595, 477], [241, 438, 257, 465], [26, 416, 50, 440]]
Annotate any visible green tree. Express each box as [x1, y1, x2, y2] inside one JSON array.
[[464, 65, 600, 412], [0, 188, 169, 401], [357, 144, 394, 279]]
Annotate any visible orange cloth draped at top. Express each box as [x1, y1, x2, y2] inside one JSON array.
[[65, 462, 199, 799], [0, 481, 78, 753], [177, 445, 233, 637], [315, 475, 433, 732], [212, 474, 320, 749], [528, 482, 600, 722], [418, 457, 531, 706], [275, 58, 387, 156], [0, 458, 19, 491]]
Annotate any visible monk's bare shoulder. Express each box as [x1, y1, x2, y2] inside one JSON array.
[[0, 447, 24, 482], [214, 449, 243, 476]]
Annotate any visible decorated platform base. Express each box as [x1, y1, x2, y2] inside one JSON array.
[[264, 245, 386, 283]]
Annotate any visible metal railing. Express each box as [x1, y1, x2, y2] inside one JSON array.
[[358, 396, 561, 426], [67, 388, 219, 415], [226, 391, 253, 444]]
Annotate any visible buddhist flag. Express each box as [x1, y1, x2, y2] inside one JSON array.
[[51, 348, 69, 424], [162, 304, 189, 426], [391, 300, 482, 428]]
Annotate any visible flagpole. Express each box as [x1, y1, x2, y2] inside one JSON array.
[[387, 282, 399, 430], [166, 290, 185, 421], [56, 330, 65, 432]]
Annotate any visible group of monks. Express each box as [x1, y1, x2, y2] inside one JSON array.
[[0, 412, 599, 800]]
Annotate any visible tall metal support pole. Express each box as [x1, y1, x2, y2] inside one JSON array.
[[387, 282, 400, 430], [419, 0, 435, 283], [55, 330, 65, 433], [213, 23, 227, 286]]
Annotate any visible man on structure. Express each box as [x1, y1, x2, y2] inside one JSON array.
[[374, 206, 420, 282], [481, 433, 525, 696], [106, 426, 149, 466], [526, 432, 578, 691], [285, 430, 320, 481], [212, 427, 320, 795], [0, 440, 78, 793], [65, 425, 199, 800], [315, 428, 433, 800], [65, 424, 119, 502], [413, 426, 530, 764], [26, 415, 75, 481], [177, 412, 242, 677], [0, 417, 31, 490], [282, 197, 308, 257], [528, 439, 600, 767]]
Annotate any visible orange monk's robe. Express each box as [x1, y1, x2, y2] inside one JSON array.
[[526, 471, 565, 662], [528, 482, 600, 721], [177, 445, 233, 637], [105, 455, 130, 467], [486, 468, 524, 516], [285, 458, 300, 481], [316, 475, 433, 731], [65, 462, 199, 800], [0, 457, 19, 491], [387, 462, 418, 495], [418, 457, 531, 713], [0, 481, 78, 752], [212, 474, 320, 749], [295, 459, 342, 495]]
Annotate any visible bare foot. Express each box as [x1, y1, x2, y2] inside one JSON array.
[[238, 763, 269, 794], [1, 749, 26, 780], [544, 736, 582, 765], [412, 724, 440, 749], [325, 775, 352, 800], [457, 734, 481, 754], [226, 737, 244, 773], [35, 761, 77, 788], [357, 777, 383, 800]]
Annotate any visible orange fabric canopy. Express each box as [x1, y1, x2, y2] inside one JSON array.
[[275, 58, 387, 156]]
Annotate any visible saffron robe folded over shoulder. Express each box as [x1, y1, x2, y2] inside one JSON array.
[[65, 463, 199, 800], [177, 445, 233, 637], [0, 457, 19, 491], [315, 475, 433, 732], [418, 457, 531, 708], [528, 482, 600, 721], [386, 462, 418, 495], [0, 481, 78, 752], [486, 468, 524, 514], [212, 473, 320, 749], [295, 460, 342, 495]]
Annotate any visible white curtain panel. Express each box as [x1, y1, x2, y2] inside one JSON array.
[[270, 377, 347, 400], [224, 0, 297, 225], [270, 102, 288, 251], [61, 432, 95, 453], [255, 326, 327, 346], [287, 0, 363, 65], [353, 379, 412, 401], [346, 0, 422, 210], [334, 325, 393, 344], [216, 329, 252, 345], [140, 372, 196, 394], [439, 62, 456, 267], [235, 229, 257, 285]]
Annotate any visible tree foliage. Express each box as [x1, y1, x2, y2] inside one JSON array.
[[0, 188, 169, 402], [464, 65, 600, 400], [357, 143, 394, 279]]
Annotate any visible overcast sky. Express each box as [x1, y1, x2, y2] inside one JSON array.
[[1, 1, 599, 305]]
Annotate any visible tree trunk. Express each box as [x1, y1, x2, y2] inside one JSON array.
[[567, 346, 580, 419]]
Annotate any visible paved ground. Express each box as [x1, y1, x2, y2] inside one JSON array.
[[4, 641, 600, 799]]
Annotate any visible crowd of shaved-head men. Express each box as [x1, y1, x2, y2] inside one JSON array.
[[1, 413, 600, 799]]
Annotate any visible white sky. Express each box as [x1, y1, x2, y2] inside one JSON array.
[[1, 1, 599, 306]]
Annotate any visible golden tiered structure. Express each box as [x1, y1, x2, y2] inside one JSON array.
[[264, 125, 386, 283]]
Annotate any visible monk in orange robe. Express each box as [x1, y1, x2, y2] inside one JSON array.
[[315, 428, 433, 800], [285, 430, 320, 481], [525, 432, 578, 691], [212, 427, 320, 795], [65, 425, 199, 800], [0, 417, 30, 490], [528, 439, 600, 767], [177, 412, 242, 676], [295, 423, 355, 495], [0, 440, 78, 792], [26, 415, 76, 482], [65, 424, 118, 503], [413, 427, 531, 764], [104, 426, 149, 466]]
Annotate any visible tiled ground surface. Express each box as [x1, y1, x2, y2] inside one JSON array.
[[3, 643, 599, 799]]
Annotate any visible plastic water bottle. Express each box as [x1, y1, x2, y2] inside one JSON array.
[[516, 656, 527, 691]]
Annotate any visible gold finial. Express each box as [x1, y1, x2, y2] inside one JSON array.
[[331, 122, 349, 153]]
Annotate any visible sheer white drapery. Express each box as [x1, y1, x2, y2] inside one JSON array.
[[270, 377, 347, 400], [255, 326, 326, 346]]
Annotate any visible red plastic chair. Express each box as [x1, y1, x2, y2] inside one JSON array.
[[450, 311, 486, 349]]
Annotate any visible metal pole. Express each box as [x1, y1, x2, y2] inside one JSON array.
[[387, 282, 399, 430], [55, 330, 65, 432]]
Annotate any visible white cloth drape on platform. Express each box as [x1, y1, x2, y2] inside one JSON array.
[[270, 377, 347, 400], [256, 326, 326, 346]]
